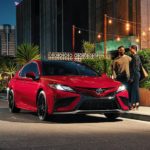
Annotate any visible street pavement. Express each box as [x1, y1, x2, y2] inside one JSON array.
[[0, 99, 150, 150], [0, 92, 150, 122], [0, 93, 7, 101]]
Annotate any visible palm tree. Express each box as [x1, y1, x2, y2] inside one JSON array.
[[0, 57, 5, 74], [16, 43, 40, 65], [3, 59, 17, 78], [0, 58, 17, 91]]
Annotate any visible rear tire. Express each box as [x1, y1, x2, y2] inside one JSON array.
[[8, 90, 20, 113], [104, 112, 120, 120], [37, 91, 48, 121]]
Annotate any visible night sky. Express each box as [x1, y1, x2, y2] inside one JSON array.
[[0, 0, 21, 25]]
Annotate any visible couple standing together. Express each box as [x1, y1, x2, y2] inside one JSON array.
[[112, 45, 141, 110]]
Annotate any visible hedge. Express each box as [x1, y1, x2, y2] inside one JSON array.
[[138, 49, 150, 89], [81, 57, 112, 76]]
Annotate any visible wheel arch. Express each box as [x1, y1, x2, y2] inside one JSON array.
[[36, 88, 54, 114], [36, 88, 44, 105], [8, 87, 20, 113]]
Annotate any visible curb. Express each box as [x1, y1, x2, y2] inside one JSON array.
[[0, 93, 7, 101], [0, 97, 7, 101], [121, 113, 150, 122]]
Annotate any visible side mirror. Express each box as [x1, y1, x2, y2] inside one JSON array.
[[26, 72, 37, 80]]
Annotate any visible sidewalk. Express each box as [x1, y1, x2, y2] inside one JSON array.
[[121, 106, 150, 122], [0, 93, 7, 101]]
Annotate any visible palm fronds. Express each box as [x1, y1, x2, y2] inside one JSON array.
[[16, 43, 40, 65]]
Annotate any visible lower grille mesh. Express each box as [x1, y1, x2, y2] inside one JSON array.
[[54, 97, 75, 110], [79, 99, 118, 110]]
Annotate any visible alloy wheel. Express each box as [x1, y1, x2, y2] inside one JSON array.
[[37, 91, 48, 121]]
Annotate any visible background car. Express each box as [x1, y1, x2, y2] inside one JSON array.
[[8, 60, 129, 121]]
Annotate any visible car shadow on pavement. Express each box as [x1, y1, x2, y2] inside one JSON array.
[[0, 107, 123, 124], [46, 114, 123, 124], [0, 100, 123, 123]]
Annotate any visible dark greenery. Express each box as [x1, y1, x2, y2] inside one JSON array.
[[81, 50, 150, 89], [1, 58, 17, 77], [138, 49, 150, 72], [0, 57, 17, 92], [16, 43, 40, 65], [138, 49, 150, 89], [81, 57, 112, 76], [82, 41, 95, 53], [0, 43, 40, 91]]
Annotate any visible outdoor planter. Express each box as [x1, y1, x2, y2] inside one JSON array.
[[139, 88, 150, 106]]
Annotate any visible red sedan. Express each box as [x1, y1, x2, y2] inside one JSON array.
[[8, 60, 129, 121]]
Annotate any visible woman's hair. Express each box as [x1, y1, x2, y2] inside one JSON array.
[[130, 45, 137, 51]]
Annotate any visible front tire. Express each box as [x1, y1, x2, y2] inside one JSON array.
[[8, 90, 20, 113], [37, 91, 48, 121], [104, 112, 120, 120]]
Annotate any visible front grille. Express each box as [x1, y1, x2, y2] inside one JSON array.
[[106, 92, 115, 97], [79, 99, 118, 110], [74, 87, 115, 97]]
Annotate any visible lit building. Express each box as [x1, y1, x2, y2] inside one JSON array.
[[96, 0, 150, 50], [0, 24, 16, 56], [95, 0, 141, 51], [140, 0, 150, 49], [16, 0, 150, 59], [17, 0, 94, 59], [16, 0, 39, 46]]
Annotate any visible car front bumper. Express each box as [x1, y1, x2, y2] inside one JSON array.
[[53, 90, 129, 113]]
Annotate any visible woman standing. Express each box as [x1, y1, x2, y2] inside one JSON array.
[[129, 45, 141, 110]]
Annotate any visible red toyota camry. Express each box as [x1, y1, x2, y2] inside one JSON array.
[[8, 60, 129, 121]]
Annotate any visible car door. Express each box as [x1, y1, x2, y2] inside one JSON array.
[[15, 62, 40, 111], [14, 63, 31, 107]]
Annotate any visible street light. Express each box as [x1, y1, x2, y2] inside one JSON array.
[[72, 25, 75, 61], [78, 30, 81, 34], [108, 19, 112, 24], [136, 38, 140, 43], [125, 23, 130, 31], [62, 0, 64, 52], [104, 14, 107, 58], [116, 36, 121, 41], [142, 31, 146, 36], [97, 34, 101, 39]]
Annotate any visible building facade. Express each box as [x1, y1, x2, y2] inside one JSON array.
[[95, 0, 150, 50], [0, 24, 16, 57], [140, 0, 150, 49], [16, 0, 150, 59], [16, 0, 39, 46], [17, 0, 93, 59], [96, 0, 141, 46]]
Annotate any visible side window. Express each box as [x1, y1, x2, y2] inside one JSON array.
[[19, 62, 39, 77], [19, 64, 31, 77], [30, 63, 39, 77]]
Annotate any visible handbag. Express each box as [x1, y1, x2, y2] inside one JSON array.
[[140, 65, 148, 81]]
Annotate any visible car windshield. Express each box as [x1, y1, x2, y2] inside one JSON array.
[[42, 61, 98, 77]]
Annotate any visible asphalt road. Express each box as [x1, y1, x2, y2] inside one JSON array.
[[0, 100, 150, 150]]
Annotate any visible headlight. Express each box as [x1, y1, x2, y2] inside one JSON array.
[[48, 84, 75, 92], [117, 85, 126, 93]]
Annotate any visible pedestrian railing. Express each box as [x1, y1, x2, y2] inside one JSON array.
[[48, 52, 102, 61]]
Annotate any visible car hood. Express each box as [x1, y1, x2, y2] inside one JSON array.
[[41, 75, 121, 89]]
